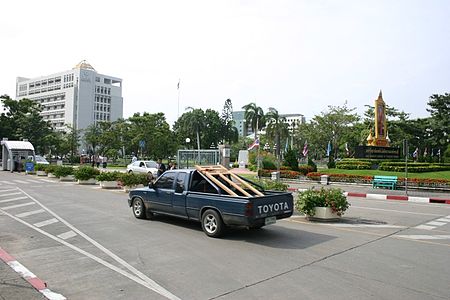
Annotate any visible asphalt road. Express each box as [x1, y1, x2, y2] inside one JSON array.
[[0, 171, 449, 300]]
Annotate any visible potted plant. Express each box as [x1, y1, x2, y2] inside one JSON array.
[[74, 166, 100, 185], [295, 187, 350, 221], [54, 165, 75, 181], [35, 164, 48, 176], [45, 164, 58, 178], [96, 171, 121, 189]]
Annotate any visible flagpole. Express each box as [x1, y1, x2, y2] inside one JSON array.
[[256, 118, 260, 178], [177, 79, 180, 119]]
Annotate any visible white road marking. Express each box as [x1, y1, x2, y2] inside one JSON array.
[[0, 192, 22, 198], [25, 179, 41, 183], [350, 205, 443, 216], [38, 179, 57, 183], [0, 181, 15, 185], [57, 230, 77, 240], [426, 221, 447, 226], [1, 202, 35, 210], [41, 288, 67, 300], [33, 218, 59, 228], [0, 189, 19, 193], [436, 218, 450, 223], [8, 187, 181, 300], [0, 196, 29, 204], [415, 225, 436, 230], [408, 197, 430, 203], [397, 235, 450, 240], [13, 180, 29, 184], [15, 209, 46, 218], [328, 224, 406, 229]]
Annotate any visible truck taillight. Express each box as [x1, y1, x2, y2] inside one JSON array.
[[245, 202, 253, 216]]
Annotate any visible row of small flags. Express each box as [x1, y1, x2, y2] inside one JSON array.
[[413, 148, 441, 158]]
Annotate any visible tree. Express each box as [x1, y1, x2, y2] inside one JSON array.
[[83, 123, 101, 156], [265, 108, 289, 159], [220, 99, 238, 144], [427, 93, 450, 148], [0, 95, 53, 154], [242, 102, 265, 139]]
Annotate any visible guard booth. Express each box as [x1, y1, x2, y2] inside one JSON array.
[[1, 139, 35, 172]]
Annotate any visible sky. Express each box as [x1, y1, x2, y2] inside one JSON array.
[[1, 0, 449, 126]]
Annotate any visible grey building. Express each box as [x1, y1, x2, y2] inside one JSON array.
[[16, 60, 123, 133]]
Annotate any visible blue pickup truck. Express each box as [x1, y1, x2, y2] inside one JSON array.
[[128, 169, 293, 237]]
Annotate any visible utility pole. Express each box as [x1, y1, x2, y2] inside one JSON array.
[[404, 139, 408, 195]]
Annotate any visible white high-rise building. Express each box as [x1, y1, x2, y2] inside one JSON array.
[[16, 60, 123, 132]]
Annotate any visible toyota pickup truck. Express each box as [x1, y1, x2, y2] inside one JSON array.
[[128, 168, 293, 237]]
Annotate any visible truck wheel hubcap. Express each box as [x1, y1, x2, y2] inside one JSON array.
[[134, 201, 142, 215], [204, 215, 217, 233]]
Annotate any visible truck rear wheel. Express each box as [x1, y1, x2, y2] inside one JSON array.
[[201, 209, 224, 238]]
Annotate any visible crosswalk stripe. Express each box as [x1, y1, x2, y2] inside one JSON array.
[[15, 209, 46, 218], [57, 230, 77, 240], [397, 235, 450, 240], [0, 189, 18, 194], [33, 218, 59, 228], [13, 180, 29, 184], [38, 179, 57, 183], [0, 192, 22, 198], [25, 179, 41, 183], [415, 225, 436, 230], [0, 202, 35, 210], [0, 196, 28, 204], [0, 181, 15, 185], [427, 221, 447, 226], [436, 218, 450, 223]]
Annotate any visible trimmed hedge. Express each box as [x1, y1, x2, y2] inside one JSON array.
[[379, 162, 450, 173], [74, 166, 100, 180], [259, 169, 300, 179]]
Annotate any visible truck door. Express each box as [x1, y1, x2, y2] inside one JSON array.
[[172, 172, 188, 217], [152, 172, 176, 213]]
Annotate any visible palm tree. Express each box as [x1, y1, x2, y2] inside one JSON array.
[[242, 102, 265, 139], [265, 107, 289, 159]]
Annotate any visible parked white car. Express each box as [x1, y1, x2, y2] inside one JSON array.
[[126, 160, 158, 176], [28, 155, 50, 165]]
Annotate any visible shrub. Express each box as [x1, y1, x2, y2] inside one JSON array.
[[118, 173, 148, 187], [96, 171, 121, 182], [45, 164, 58, 174], [295, 187, 350, 216], [283, 149, 299, 171], [262, 157, 276, 170], [53, 166, 74, 178], [259, 179, 288, 191], [74, 166, 100, 181], [307, 158, 317, 172], [327, 156, 336, 169], [34, 164, 47, 171], [298, 165, 315, 175]]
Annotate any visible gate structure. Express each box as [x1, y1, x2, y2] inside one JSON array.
[[177, 149, 219, 169]]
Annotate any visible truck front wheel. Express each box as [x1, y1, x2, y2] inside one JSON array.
[[132, 198, 146, 219], [201, 209, 224, 238]]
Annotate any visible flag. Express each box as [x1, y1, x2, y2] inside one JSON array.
[[326, 141, 331, 157], [437, 149, 441, 156], [431, 148, 434, 157], [413, 147, 419, 158], [424, 148, 428, 156], [345, 142, 349, 155], [248, 138, 259, 151], [302, 141, 308, 157], [284, 137, 289, 153], [177, 79, 180, 89]]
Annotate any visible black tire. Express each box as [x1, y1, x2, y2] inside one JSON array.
[[128, 170, 133, 174], [201, 209, 224, 238], [132, 198, 146, 219]]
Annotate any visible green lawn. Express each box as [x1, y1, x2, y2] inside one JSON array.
[[318, 168, 450, 180]]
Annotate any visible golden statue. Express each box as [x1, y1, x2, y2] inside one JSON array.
[[367, 90, 390, 147]]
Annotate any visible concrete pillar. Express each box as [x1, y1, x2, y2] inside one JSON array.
[[219, 144, 230, 169]]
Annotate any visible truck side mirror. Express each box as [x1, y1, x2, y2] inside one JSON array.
[[149, 181, 155, 189]]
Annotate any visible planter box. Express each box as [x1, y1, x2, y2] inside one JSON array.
[[78, 178, 97, 185], [309, 207, 340, 221], [36, 170, 47, 176], [100, 181, 120, 189], [60, 175, 75, 182], [122, 184, 144, 192], [47, 173, 57, 178]]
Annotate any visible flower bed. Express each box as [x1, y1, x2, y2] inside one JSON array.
[[259, 169, 301, 179], [306, 172, 450, 189]]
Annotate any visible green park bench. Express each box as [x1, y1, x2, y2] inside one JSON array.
[[372, 175, 398, 190]]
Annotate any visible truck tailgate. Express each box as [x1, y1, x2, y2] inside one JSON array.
[[251, 192, 293, 219]]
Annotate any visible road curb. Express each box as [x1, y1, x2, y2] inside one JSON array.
[[0, 247, 66, 300], [287, 187, 450, 205]]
